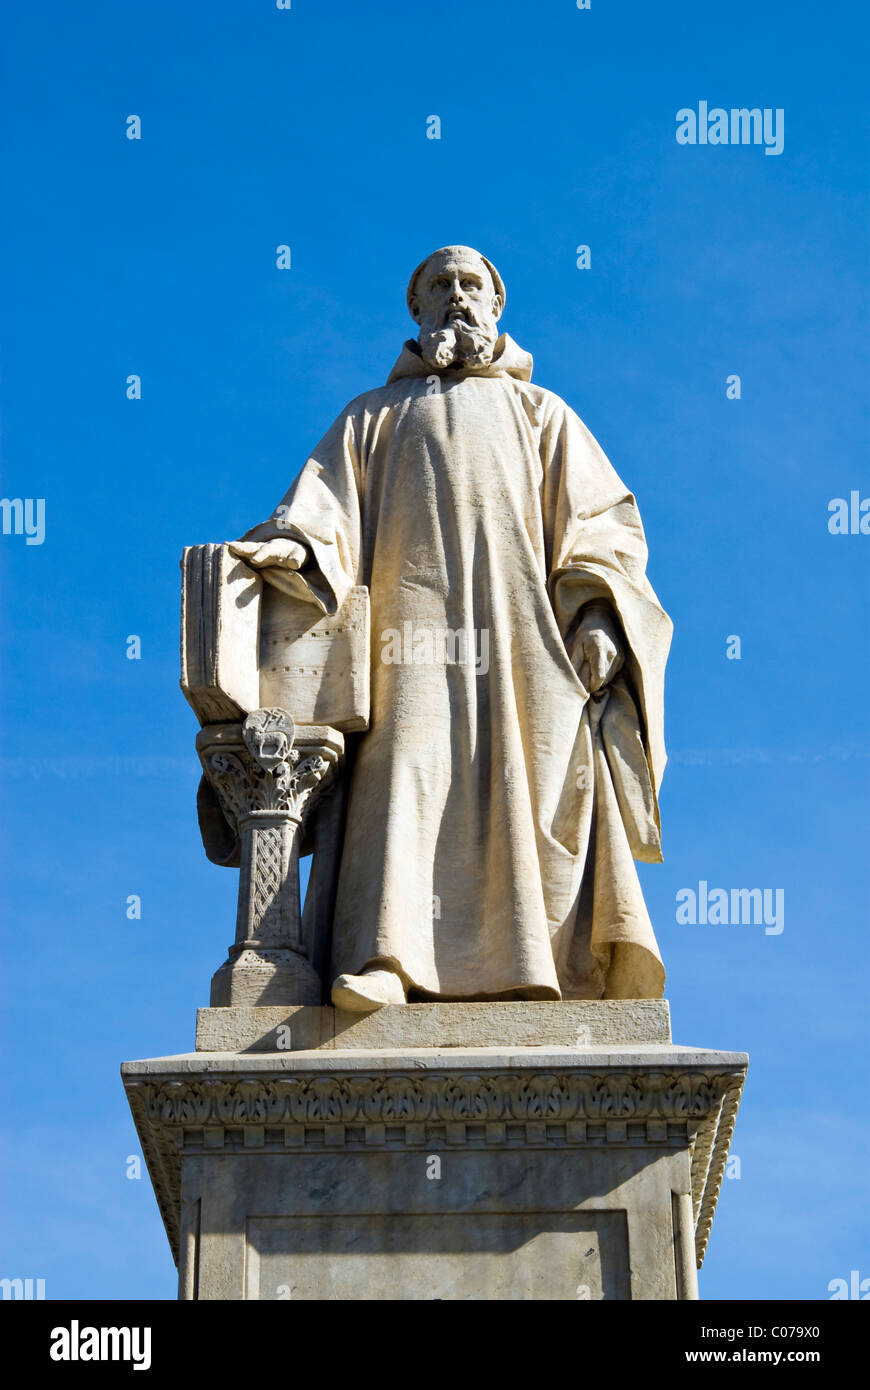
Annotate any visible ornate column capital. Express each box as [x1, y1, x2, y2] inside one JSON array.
[[198, 711, 342, 828]]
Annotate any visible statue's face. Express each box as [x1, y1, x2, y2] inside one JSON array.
[[413, 253, 502, 331], [413, 251, 503, 371]]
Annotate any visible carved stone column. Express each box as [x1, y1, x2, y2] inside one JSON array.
[[197, 709, 343, 1007]]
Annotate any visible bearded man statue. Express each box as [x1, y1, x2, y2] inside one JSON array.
[[229, 245, 673, 1011]]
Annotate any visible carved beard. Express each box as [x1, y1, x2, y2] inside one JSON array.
[[417, 307, 499, 371]]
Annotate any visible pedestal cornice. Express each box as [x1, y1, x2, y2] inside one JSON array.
[[122, 1040, 747, 1272]]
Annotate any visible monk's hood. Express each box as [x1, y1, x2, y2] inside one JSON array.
[[386, 333, 533, 385]]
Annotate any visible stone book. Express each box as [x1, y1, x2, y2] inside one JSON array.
[[180, 543, 262, 723], [258, 582, 370, 732], [180, 542, 370, 731]]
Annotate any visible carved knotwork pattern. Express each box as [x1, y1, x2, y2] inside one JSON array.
[[251, 825, 284, 921]]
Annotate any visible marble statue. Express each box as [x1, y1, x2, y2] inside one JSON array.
[[197, 246, 672, 1012], [125, 246, 751, 1309]]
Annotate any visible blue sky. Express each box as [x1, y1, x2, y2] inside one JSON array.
[[1, 0, 868, 1300]]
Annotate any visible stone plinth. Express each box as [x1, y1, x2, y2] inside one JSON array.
[[194, 999, 673, 1053], [123, 1003, 746, 1301]]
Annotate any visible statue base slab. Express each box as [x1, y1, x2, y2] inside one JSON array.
[[195, 998, 673, 1052], [122, 1003, 747, 1301]]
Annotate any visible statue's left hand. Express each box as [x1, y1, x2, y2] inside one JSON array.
[[570, 601, 625, 694]]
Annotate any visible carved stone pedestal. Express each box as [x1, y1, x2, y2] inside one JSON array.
[[122, 1003, 746, 1301], [197, 711, 342, 1007]]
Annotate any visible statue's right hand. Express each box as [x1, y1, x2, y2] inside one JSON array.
[[228, 539, 307, 571]]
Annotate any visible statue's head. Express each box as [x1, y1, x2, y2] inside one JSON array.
[[407, 246, 505, 371]]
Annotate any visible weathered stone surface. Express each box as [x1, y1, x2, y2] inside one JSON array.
[[136, 248, 750, 1302], [197, 719, 344, 1006], [197, 1004, 332, 1052], [194, 999, 672, 1053], [181, 544, 370, 733], [122, 1040, 747, 1299], [258, 583, 370, 733], [180, 543, 262, 723], [227, 245, 674, 1005]]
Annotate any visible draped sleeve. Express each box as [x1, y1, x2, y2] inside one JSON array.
[[238, 407, 364, 616], [540, 396, 673, 859]]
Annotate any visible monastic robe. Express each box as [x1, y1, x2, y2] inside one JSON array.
[[241, 334, 672, 999]]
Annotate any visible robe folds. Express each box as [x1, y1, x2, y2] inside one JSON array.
[[241, 334, 673, 1000]]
